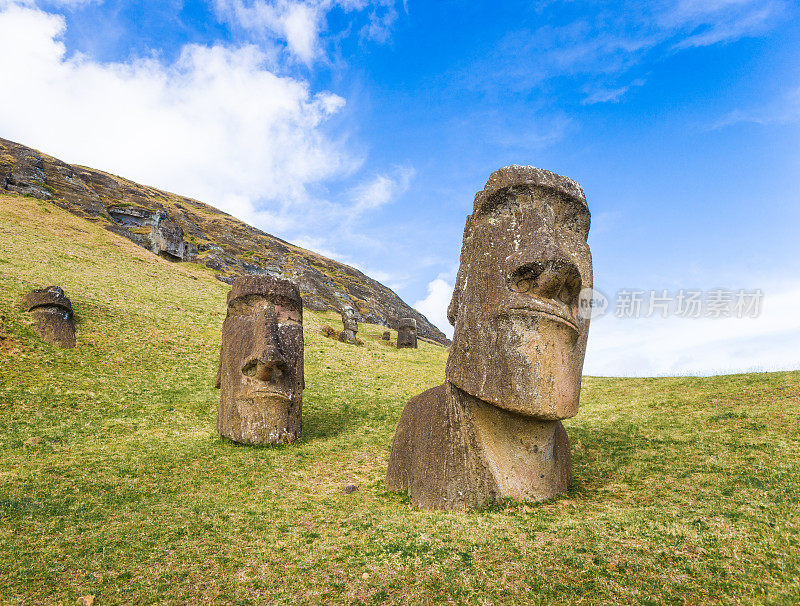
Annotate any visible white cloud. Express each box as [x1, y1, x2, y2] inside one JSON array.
[[359, 2, 398, 43], [470, 0, 790, 102], [45, 0, 100, 6], [212, 0, 400, 63], [583, 283, 800, 376], [582, 78, 645, 105], [661, 0, 785, 49], [0, 3, 362, 233], [414, 276, 454, 339], [348, 165, 415, 213], [711, 86, 800, 128]]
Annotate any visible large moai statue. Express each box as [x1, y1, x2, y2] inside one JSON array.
[[216, 276, 304, 445], [24, 286, 76, 348], [396, 318, 417, 349], [339, 305, 359, 345], [386, 166, 593, 510]]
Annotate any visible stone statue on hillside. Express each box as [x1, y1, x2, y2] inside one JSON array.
[[216, 276, 304, 445], [24, 286, 76, 348], [339, 305, 359, 345], [396, 318, 417, 349], [386, 166, 593, 510]]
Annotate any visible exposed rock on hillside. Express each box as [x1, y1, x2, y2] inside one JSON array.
[[0, 137, 448, 343]]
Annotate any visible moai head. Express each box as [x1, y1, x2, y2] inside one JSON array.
[[446, 166, 592, 420], [24, 286, 76, 348], [397, 318, 417, 349], [339, 305, 358, 345], [216, 276, 304, 445]]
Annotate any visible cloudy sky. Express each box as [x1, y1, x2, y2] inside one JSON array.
[[0, 0, 798, 375]]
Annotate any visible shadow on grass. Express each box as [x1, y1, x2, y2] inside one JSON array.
[[300, 394, 377, 443]]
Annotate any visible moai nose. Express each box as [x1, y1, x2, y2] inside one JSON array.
[[254, 357, 286, 383], [242, 312, 288, 383], [507, 244, 582, 307]]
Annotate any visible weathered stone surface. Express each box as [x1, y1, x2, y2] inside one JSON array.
[[339, 305, 359, 345], [23, 286, 76, 348], [0, 137, 449, 344], [386, 165, 592, 510], [216, 276, 304, 445], [107, 205, 193, 261], [0, 147, 51, 199], [381, 331, 390, 341], [397, 318, 417, 349]]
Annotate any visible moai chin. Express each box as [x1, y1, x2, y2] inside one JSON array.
[[386, 166, 593, 510], [396, 318, 417, 349], [339, 305, 358, 345], [24, 286, 76, 348], [216, 276, 304, 445]]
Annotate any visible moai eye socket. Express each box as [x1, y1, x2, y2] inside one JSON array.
[[227, 295, 259, 316]]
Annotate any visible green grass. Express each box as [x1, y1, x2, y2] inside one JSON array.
[[1, 193, 799, 605]]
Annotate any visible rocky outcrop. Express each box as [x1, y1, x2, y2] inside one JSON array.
[[106, 205, 195, 261], [0, 137, 448, 343]]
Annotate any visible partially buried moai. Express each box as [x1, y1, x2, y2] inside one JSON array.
[[339, 305, 358, 345], [216, 276, 304, 445], [24, 286, 76, 348], [396, 318, 417, 348], [386, 166, 593, 510]]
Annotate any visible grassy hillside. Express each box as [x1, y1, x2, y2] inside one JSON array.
[[0, 137, 448, 344], [1, 193, 799, 605]]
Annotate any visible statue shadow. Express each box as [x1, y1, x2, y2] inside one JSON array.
[[296, 395, 373, 443], [563, 419, 691, 501]]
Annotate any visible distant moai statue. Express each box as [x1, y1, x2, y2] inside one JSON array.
[[381, 331, 391, 341], [216, 276, 304, 445], [396, 318, 417, 348], [386, 166, 593, 510], [339, 305, 358, 345], [24, 286, 76, 348]]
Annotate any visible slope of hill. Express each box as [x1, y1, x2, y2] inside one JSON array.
[[0, 137, 448, 344], [1, 193, 799, 605]]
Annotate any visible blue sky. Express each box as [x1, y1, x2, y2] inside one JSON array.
[[1, 0, 798, 375]]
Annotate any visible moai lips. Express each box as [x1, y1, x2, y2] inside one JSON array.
[[396, 318, 417, 349], [216, 276, 304, 445], [387, 166, 592, 510], [24, 286, 76, 348]]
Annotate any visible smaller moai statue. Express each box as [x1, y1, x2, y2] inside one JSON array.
[[24, 286, 76, 348], [381, 331, 390, 341], [216, 276, 304, 445], [397, 318, 417, 349], [339, 305, 358, 345]]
